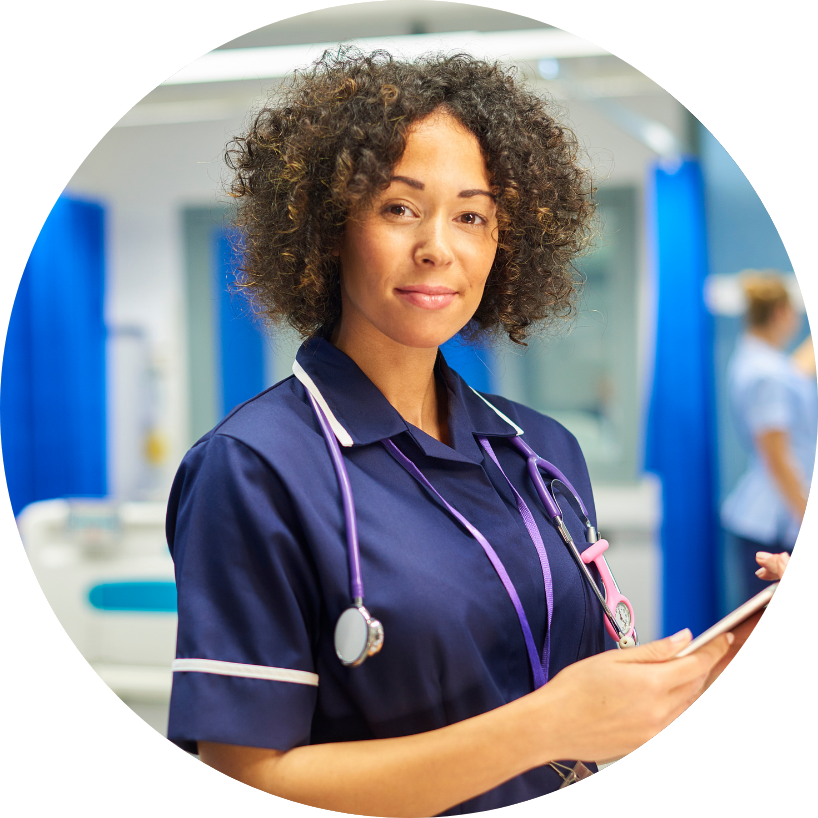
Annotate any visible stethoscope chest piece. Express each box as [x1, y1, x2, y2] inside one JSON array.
[[613, 601, 632, 635], [334, 605, 384, 667]]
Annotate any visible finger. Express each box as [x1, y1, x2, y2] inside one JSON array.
[[616, 629, 692, 664], [756, 551, 789, 572], [661, 633, 734, 685]]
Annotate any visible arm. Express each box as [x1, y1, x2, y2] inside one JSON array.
[[755, 428, 808, 521], [791, 335, 815, 377], [200, 630, 731, 817]]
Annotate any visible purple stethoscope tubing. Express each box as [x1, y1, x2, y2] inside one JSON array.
[[309, 392, 385, 667], [308, 392, 364, 602], [509, 435, 592, 523], [503, 436, 637, 646]]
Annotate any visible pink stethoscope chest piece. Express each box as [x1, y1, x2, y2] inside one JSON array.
[[581, 539, 636, 646]]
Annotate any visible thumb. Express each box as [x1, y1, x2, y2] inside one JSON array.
[[620, 629, 692, 663]]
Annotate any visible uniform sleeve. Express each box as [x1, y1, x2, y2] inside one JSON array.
[[166, 432, 320, 754], [744, 375, 792, 435]]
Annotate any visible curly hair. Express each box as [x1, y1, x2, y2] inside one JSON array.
[[225, 47, 596, 345]]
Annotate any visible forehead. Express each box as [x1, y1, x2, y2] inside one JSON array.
[[395, 111, 490, 182]]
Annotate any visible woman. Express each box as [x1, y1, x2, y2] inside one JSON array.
[[721, 272, 815, 601], [167, 51, 738, 815]]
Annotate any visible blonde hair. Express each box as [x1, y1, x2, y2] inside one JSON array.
[[740, 270, 790, 328]]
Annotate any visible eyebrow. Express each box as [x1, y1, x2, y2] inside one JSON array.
[[390, 175, 496, 202]]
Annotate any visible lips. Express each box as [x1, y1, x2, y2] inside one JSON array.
[[395, 285, 458, 310]]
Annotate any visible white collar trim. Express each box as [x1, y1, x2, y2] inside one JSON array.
[[292, 360, 355, 447], [469, 387, 524, 435], [293, 359, 523, 445]]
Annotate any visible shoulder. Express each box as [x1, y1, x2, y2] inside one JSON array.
[[730, 337, 791, 385], [189, 375, 315, 465], [166, 376, 317, 551]]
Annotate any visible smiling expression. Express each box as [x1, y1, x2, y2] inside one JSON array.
[[336, 109, 499, 350]]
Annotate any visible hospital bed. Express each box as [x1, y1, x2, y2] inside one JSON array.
[[19, 498, 177, 731]]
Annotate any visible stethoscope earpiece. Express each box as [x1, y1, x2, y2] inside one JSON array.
[[334, 605, 384, 667]]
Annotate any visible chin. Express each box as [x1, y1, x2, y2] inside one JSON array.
[[379, 320, 462, 351]]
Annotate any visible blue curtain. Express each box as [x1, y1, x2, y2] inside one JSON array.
[[1, 196, 107, 517], [213, 229, 266, 417], [644, 160, 719, 637], [441, 335, 494, 393]]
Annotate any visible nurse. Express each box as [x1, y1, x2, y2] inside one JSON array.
[[167, 50, 737, 815], [721, 272, 816, 601]]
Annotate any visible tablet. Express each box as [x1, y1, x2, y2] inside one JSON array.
[[674, 582, 778, 658]]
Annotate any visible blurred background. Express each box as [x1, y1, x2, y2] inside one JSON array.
[[1, 1, 810, 736]]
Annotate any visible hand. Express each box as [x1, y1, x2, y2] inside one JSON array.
[[755, 550, 790, 581], [533, 629, 732, 765]]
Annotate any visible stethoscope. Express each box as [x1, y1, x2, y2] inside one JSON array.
[[305, 388, 638, 678]]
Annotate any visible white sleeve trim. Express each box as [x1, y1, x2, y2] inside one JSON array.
[[292, 360, 354, 447], [172, 658, 319, 687], [469, 387, 524, 435]]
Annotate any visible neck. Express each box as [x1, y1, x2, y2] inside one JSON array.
[[332, 320, 449, 444], [749, 325, 784, 348]]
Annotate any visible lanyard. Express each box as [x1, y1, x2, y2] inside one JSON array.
[[382, 438, 553, 689], [478, 437, 554, 684]]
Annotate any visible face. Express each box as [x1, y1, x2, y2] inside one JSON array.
[[336, 110, 499, 350]]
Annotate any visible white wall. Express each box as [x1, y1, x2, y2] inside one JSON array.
[[68, 117, 246, 498]]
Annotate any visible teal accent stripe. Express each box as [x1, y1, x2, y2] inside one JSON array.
[[88, 581, 177, 613]]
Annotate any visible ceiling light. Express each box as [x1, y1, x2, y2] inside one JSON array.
[[538, 58, 560, 80], [164, 29, 607, 85]]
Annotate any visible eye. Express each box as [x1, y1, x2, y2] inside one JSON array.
[[458, 212, 486, 226], [385, 204, 413, 218]]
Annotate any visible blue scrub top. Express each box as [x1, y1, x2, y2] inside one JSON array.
[[721, 334, 817, 547], [167, 337, 611, 813]]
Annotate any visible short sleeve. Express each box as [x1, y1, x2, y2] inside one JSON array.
[[166, 433, 320, 754], [744, 375, 793, 435]]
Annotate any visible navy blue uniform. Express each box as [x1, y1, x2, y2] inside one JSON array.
[[167, 337, 610, 813]]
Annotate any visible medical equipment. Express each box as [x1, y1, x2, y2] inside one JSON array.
[[307, 391, 638, 676], [505, 435, 637, 647], [20, 499, 177, 720]]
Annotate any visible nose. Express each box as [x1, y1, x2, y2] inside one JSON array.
[[413, 216, 454, 268]]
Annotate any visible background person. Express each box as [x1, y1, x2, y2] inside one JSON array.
[[721, 272, 816, 602]]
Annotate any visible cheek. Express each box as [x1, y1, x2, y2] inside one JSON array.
[[466, 238, 498, 291], [339, 233, 402, 314]]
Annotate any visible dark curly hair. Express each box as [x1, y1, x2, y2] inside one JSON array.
[[225, 48, 595, 345]]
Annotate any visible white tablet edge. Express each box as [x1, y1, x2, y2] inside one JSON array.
[[674, 582, 778, 658]]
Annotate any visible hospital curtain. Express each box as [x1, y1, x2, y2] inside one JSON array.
[[213, 229, 266, 418], [645, 159, 720, 637], [441, 334, 494, 393], [1, 195, 107, 517]]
